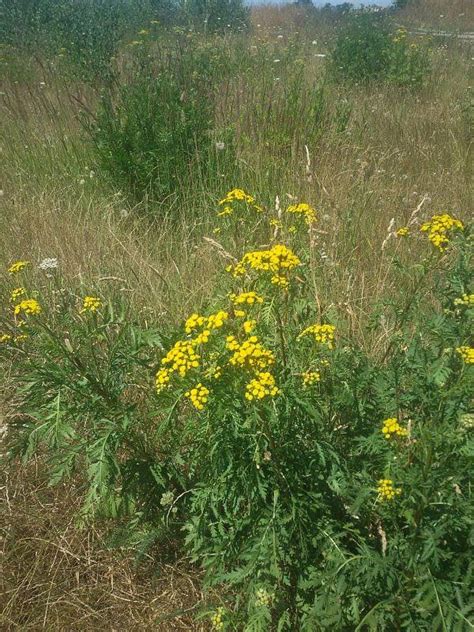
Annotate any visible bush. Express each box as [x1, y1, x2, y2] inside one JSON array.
[[180, 0, 249, 33], [2, 201, 472, 630], [330, 13, 429, 86], [86, 43, 221, 205]]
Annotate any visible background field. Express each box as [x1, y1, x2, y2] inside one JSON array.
[[1, 0, 472, 628]]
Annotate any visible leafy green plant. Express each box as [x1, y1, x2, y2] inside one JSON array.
[[2, 200, 472, 630], [330, 13, 429, 87]]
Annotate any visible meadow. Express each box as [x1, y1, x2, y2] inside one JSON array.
[[0, 0, 473, 629]]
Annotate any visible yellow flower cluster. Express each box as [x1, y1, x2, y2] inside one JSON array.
[[229, 244, 301, 288], [230, 291, 264, 305], [381, 417, 408, 439], [8, 260, 30, 274], [255, 588, 273, 607], [217, 188, 263, 217], [161, 340, 200, 377], [245, 371, 279, 401], [0, 333, 12, 343], [301, 370, 320, 386], [420, 214, 464, 251], [298, 323, 335, 349], [210, 607, 224, 630], [286, 202, 317, 225], [396, 227, 410, 237], [11, 287, 26, 302], [377, 479, 401, 501], [184, 311, 228, 335], [14, 298, 41, 316], [185, 383, 209, 410], [227, 335, 275, 372], [454, 294, 474, 306], [81, 296, 102, 313], [243, 319, 256, 334], [456, 346, 474, 365]]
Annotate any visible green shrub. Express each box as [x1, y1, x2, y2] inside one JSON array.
[[2, 204, 472, 630], [330, 13, 429, 86], [179, 0, 249, 33], [86, 44, 219, 205]]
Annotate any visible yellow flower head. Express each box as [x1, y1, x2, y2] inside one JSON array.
[[228, 335, 275, 371], [161, 339, 200, 378], [377, 478, 401, 501], [229, 244, 300, 289], [0, 333, 12, 343], [454, 294, 474, 307], [185, 383, 209, 410], [245, 371, 280, 401], [302, 370, 320, 386], [14, 298, 41, 317], [298, 323, 335, 348], [456, 346, 474, 365], [8, 260, 30, 274], [420, 213, 464, 251], [230, 291, 264, 305], [396, 227, 410, 237], [11, 287, 26, 302], [381, 417, 408, 439], [286, 202, 317, 225], [210, 607, 225, 630], [81, 296, 102, 313]]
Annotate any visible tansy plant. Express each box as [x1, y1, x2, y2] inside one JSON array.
[[2, 195, 472, 631]]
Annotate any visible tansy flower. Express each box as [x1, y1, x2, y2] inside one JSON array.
[[301, 370, 320, 386], [381, 417, 408, 439], [456, 346, 474, 365], [0, 333, 12, 343], [229, 244, 300, 289], [80, 296, 102, 313], [420, 213, 463, 251], [14, 298, 41, 316], [245, 371, 280, 401], [243, 319, 256, 334], [185, 383, 209, 410], [160, 339, 200, 378], [230, 291, 264, 305], [8, 260, 30, 274], [286, 202, 317, 224], [454, 294, 474, 307], [396, 227, 410, 237], [10, 287, 26, 302], [377, 479, 401, 501], [210, 607, 224, 630], [298, 323, 335, 348], [227, 335, 275, 371]]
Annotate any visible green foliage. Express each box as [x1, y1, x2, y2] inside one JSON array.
[[85, 43, 219, 205], [330, 13, 429, 86], [0, 0, 151, 80], [2, 208, 472, 630], [179, 0, 249, 33]]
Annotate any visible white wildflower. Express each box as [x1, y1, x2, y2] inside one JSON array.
[[38, 257, 59, 271]]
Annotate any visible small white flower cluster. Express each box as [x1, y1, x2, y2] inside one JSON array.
[[38, 257, 59, 271]]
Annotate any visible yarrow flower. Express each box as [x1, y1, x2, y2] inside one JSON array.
[[377, 478, 401, 501], [38, 257, 59, 271], [228, 244, 301, 288], [456, 346, 474, 364], [301, 370, 320, 386], [420, 213, 464, 251], [80, 296, 102, 313], [286, 202, 317, 224], [8, 260, 30, 274], [298, 323, 335, 348], [245, 371, 280, 401], [14, 298, 41, 316], [381, 417, 408, 439], [185, 383, 210, 410]]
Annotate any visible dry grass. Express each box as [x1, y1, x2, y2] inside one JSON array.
[[397, 0, 474, 32], [0, 2, 472, 628], [0, 457, 211, 630]]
